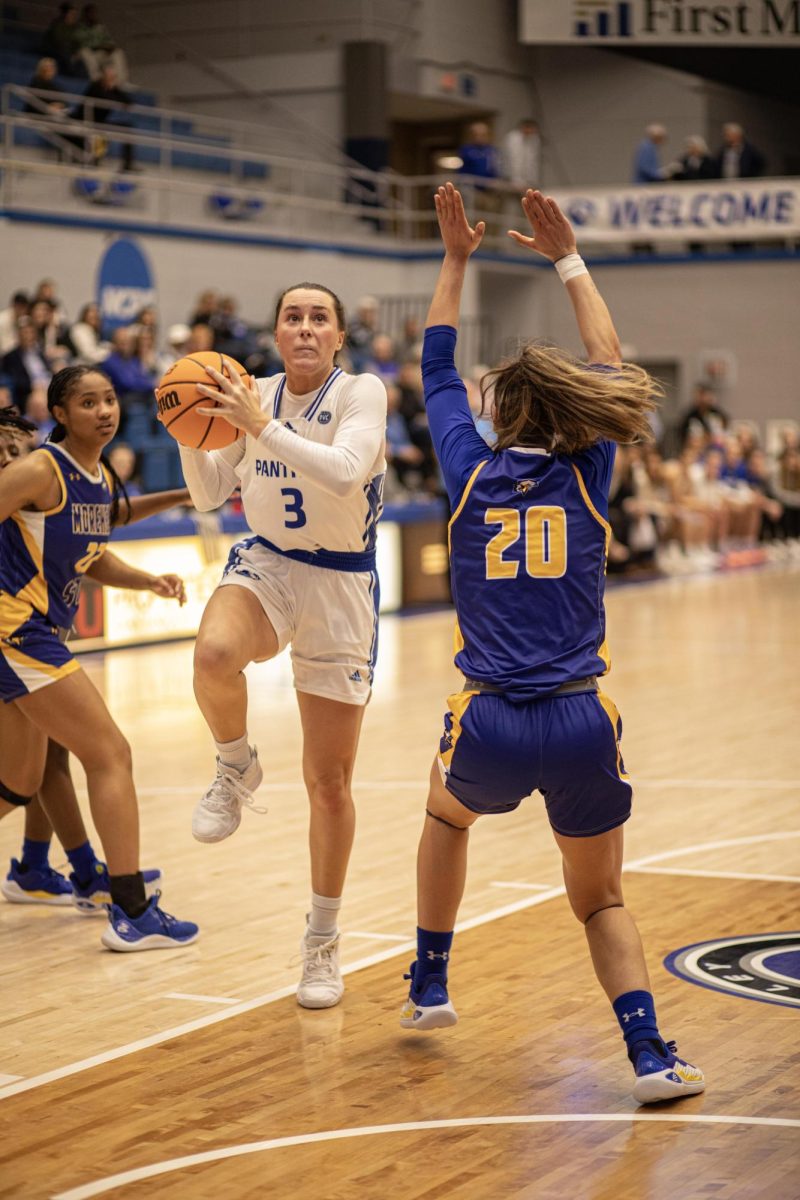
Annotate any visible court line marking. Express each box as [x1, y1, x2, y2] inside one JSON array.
[[490, 881, 554, 891], [52, 1112, 800, 1200], [161, 993, 243, 1005], [133, 779, 800, 795], [628, 867, 800, 884], [3, 830, 799, 1104], [347, 931, 409, 942], [0, 1074, 23, 1086]]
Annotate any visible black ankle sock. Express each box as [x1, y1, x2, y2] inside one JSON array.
[[109, 872, 148, 918]]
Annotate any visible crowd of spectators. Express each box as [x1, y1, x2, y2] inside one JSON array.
[[632, 121, 766, 184], [1, 280, 797, 571]]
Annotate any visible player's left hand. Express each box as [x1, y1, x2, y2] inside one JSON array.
[[150, 573, 186, 605], [196, 362, 267, 439], [435, 182, 485, 260], [508, 189, 578, 262]]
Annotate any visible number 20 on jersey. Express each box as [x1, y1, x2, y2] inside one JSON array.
[[484, 506, 567, 579]]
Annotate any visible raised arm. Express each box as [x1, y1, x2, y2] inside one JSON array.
[[426, 183, 485, 330], [508, 189, 622, 367]]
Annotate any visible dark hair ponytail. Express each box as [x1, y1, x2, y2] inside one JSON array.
[[46, 364, 131, 524]]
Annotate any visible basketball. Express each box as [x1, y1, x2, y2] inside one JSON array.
[[155, 351, 251, 450]]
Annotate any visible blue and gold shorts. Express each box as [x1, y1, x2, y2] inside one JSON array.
[[438, 687, 632, 837], [0, 615, 79, 703]]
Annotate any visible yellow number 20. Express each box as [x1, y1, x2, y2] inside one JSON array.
[[485, 506, 567, 580]]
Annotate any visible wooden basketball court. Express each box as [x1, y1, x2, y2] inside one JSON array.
[[1, 567, 798, 1199]]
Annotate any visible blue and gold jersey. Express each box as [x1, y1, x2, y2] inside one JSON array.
[[0, 443, 111, 637], [423, 325, 616, 700]]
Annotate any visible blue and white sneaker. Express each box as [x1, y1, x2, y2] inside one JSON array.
[[71, 862, 162, 914], [400, 963, 458, 1030], [2, 858, 73, 906], [631, 1038, 705, 1104], [100, 893, 199, 952]]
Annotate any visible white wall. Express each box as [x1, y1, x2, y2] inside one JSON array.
[[2, 218, 795, 424]]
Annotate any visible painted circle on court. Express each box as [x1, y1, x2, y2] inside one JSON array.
[[665, 932, 800, 1008]]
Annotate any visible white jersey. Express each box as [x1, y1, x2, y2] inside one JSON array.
[[180, 369, 387, 563]]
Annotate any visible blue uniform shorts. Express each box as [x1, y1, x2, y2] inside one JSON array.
[[438, 688, 632, 837], [0, 614, 79, 703]]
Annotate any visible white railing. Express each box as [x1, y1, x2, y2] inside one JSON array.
[[2, 86, 799, 251]]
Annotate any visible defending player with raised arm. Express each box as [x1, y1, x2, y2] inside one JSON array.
[[0, 370, 198, 949], [399, 185, 704, 1105], [177, 282, 387, 1009]]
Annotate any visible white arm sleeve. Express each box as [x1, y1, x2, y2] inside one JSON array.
[[178, 438, 246, 511], [256, 374, 387, 499]]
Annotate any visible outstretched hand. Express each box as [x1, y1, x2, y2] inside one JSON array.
[[196, 361, 264, 438], [508, 189, 577, 262], [435, 182, 485, 259], [149, 573, 186, 605]]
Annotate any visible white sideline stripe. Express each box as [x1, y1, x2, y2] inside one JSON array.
[[3, 830, 798, 1104], [490, 881, 553, 891], [52, 1112, 800, 1199], [133, 778, 800, 796], [347, 931, 409, 942], [628, 867, 800, 884], [161, 993, 242, 1005], [0, 1074, 23, 1086]]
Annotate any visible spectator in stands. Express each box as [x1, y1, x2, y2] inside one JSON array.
[[133, 305, 159, 336], [773, 444, 800, 544], [32, 279, 69, 331], [42, 3, 83, 76], [363, 333, 400, 385], [75, 4, 130, 87], [74, 65, 136, 170], [672, 135, 715, 181], [398, 315, 423, 362], [679, 383, 728, 444], [0, 380, 14, 409], [714, 123, 765, 179], [166, 323, 191, 359], [189, 290, 219, 327], [187, 323, 215, 353], [68, 300, 110, 363], [101, 326, 157, 404], [29, 299, 68, 370], [501, 118, 541, 192], [0, 292, 29, 355], [24, 385, 56, 443], [632, 124, 678, 183], [385, 383, 424, 496], [745, 448, 783, 543], [107, 441, 142, 496], [346, 295, 380, 372], [211, 296, 252, 361], [25, 58, 70, 117], [2, 321, 52, 412], [458, 121, 502, 221]]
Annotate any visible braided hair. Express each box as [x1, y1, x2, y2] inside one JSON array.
[[46, 365, 132, 525]]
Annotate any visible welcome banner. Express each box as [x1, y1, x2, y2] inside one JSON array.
[[519, 0, 800, 45], [546, 178, 800, 242]]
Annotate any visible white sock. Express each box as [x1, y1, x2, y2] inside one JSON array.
[[215, 733, 252, 773], [307, 892, 341, 941]]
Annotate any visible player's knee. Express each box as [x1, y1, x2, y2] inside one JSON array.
[[80, 728, 132, 775], [306, 774, 352, 816], [194, 635, 241, 680], [0, 776, 35, 807]]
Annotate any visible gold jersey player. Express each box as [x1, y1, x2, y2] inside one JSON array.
[[178, 282, 386, 1008], [399, 185, 704, 1105]]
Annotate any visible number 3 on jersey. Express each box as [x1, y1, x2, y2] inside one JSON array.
[[281, 487, 307, 529], [485, 506, 567, 579]]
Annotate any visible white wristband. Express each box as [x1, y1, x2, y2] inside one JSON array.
[[554, 253, 588, 283]]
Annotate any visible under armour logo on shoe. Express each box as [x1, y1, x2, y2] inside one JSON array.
[[426, 950, 449, 961], [622, 1008, 646, 1022], [348, 669, 362, 682]]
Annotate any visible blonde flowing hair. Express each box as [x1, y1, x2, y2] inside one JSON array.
[[481, 343, 661, 455]]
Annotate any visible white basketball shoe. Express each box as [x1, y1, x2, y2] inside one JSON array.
[[191, 749, 266, 843], [297, 927, 344, 1009]]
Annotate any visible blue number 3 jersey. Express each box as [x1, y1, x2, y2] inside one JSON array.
[[423, 325, 616, 700], [0, 443, 112, 639]]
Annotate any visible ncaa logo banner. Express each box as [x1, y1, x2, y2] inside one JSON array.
[[519, 0, 800, 45], [547, 178, 799, 243], [96, 237, 156, 335], [665, 932, 800, 1008]]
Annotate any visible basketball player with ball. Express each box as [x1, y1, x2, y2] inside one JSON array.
[[160, 283, 387, 1008]]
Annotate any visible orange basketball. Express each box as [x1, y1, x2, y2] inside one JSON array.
[[155, 351, 251, 450]]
